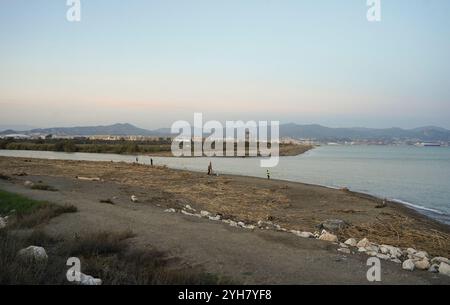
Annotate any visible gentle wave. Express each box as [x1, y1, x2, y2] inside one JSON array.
[[390, 198, 446, 215]]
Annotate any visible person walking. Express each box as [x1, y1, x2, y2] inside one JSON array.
[[266, 169, 270, 180], [150, 158, 153, 166], [208, 161, 213, 175]]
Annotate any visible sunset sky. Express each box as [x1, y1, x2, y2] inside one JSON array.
[[1, 0, 449, 129]]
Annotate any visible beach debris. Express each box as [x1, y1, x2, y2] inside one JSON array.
[[67, 270, 102, 285], [164, 208, 176, 213], [17, 246, 48, 263], [24, 180, 35, 188], [341, 187, 350, 192], [431, 257, 450, 265], [76, 176, 101, 181], [344, 238, 357, 247], [130, 195, 138, 202], [200, 210, 211, 217], [439, 262, 450, 277], [428, 264, 440, 273], [317, 219, 348, 232], [414, 259, 431, 270], [375, 199, 387, 209], [356, 238, 371, 248], [318, 230, 338, 242], [402, 259, 415, 271]]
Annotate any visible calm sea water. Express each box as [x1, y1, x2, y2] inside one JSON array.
[[1, 145, 450, 224]]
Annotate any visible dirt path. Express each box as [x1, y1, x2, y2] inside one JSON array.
[[1, 176, 449, 284]]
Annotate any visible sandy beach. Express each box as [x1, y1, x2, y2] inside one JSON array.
[[1, 156, 449, 284]]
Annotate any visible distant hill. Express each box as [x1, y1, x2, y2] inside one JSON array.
[[1, 123, 450, 142]]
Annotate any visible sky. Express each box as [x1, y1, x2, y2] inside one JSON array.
[[0, 0, 449, 130]]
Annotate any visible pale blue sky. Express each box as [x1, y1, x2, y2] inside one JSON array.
[[0, 0, 449, 129]]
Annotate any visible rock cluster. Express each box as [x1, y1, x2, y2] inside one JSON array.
[[17, 246, 48, 263]]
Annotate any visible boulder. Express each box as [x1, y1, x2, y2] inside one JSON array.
[[365, 245, 379, 253], [318, 231, 338, 242], [17, 246, 48, 263], [402, 259, 415, 271], [376, 254, 390, 260], [358, 247, 367, 253], [317, 219, 348, 232], [406, 248, 417, 256], [200, 210, 211, 217], [339, 243, 349, 248], [431, 257, 450, 265], [414, 259, 430, 270], [439, 262, 450, 277], [413, 251, 429, 260], [428, 264, 440, 273], [344, 238, 357, 247], [208, 215, 221, 221], [366, 251, 378, 257], [356, 238, 371, 248]]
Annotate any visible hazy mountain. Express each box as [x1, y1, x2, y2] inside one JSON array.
[[1, 123, 450, 142]]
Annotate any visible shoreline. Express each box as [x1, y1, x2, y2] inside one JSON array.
[[0, 150, 449, 228]]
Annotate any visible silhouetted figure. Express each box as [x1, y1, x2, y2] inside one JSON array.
[[208, 161, 213, 175], [150, 158, 153, 166], [266, 169, 270, 180]]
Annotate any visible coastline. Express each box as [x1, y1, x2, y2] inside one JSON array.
[[0, 155, 449, 259]]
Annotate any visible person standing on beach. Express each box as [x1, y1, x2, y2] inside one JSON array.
[[150, 158, 153, 166], [208, 161, 213, 175], [266, 169, 270, 180]]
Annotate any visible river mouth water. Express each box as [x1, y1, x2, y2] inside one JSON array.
[[1, 145, 450, 225]]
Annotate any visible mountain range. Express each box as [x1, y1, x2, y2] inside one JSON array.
[[1, 123, 450, 142]]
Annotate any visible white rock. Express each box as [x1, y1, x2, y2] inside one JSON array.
[[200, 210, 211, 217], [242, 224, 256, 230], [344, 238, 357, 247], [365, 245, 379, 253], [413, 251, 429, 260], [181, 210, 200, 217], [185, 204, 196, 212], [339, 243, 349, 248], [228, 220, 238, 227], [402, 259, 415, 271], [414, 259, 430, 270], [358, 247, 367, 253], [208, 215, 221, 221], [237, 221, 246, 227], [428, 264, 439, 273], [376, 254, 391, 260], [130, 195, 138, 202], [24, 180, 34, 187], [366, 251, 378, 257], [431, 257, 450, 265], [318, 231, 338, 242], [439, 262, 450, 277], [406, 248, 417, 256], [164, 208, 176, 213], [298, 232, 314, 238], [356, 238, 371, 248], [338, 248, 351, 254], [17, 246, 48, 263]]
